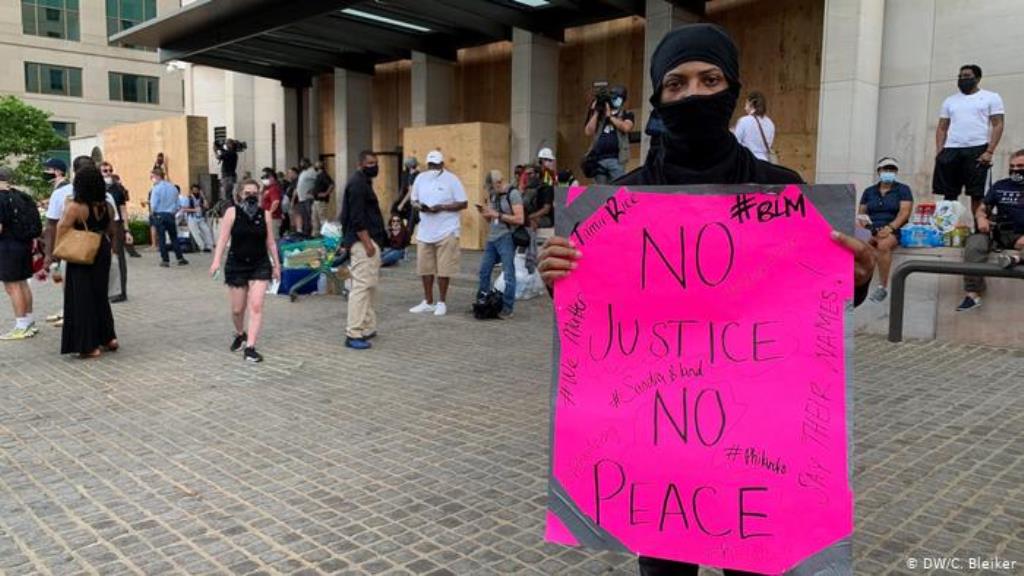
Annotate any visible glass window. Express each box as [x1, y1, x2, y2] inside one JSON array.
[[24, 62, 82, 97], [106, 0, 158, 49], [109, 72, 160, 104], [21, 0, 79, 41], [45, 122, 76, 166]]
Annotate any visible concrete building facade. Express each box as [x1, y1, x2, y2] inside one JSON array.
[[0, 0, 185, 164]]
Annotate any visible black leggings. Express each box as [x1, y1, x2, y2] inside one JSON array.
[[112, 221, 127, 297], [639, 556, 764, 576]]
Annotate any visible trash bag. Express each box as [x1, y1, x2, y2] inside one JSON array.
[[495, 253, 546, 301]]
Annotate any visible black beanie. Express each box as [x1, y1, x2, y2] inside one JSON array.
[[649, 24, 741, 104]]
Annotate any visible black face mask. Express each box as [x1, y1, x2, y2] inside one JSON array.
[[1010, 169, 1024, 183], [241, 195, 260, 218], [43, 172, 57, 183], [958, 78, 978, 94], [655, 89, 739, 165], [362, 165, 379, 179]]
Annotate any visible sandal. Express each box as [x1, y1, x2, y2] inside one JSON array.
[[79, 348, 102, 359], [104, 339, 119, 352]]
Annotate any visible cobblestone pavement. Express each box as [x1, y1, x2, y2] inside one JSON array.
[[0, 249, 1021, 575]]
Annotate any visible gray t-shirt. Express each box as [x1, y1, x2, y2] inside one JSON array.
[[488, 188, 523, 242]]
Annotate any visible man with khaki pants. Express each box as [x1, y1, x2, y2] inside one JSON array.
[[340, 151, 386, 350], [410, 150, 468, 317]]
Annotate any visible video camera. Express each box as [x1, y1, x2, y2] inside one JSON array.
[[214, 137, 247, 153], [592, 82, 627, 113]]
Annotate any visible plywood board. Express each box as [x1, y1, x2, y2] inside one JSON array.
[[403, 122, 510, 250], [101, 116, 208, 217], [710, 0, 824, 181], [319, 72, 335, 158], [372, 61, 412, 212], [455, 42, 512, 125]]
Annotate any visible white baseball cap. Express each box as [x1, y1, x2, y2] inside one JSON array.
[[426, 150, 444, 165], [537, 147, 555, 161], [876, 157, 899, 171]]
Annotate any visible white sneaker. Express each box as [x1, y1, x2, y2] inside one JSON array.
[[433, 302, 447, 316], [409, 300, 436, 314]]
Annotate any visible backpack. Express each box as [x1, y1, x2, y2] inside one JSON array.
[[4, 188, 42, 241], [473, 290, 504, 320]]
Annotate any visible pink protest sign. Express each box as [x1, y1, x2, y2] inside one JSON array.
[[547, 185, 854, 574]]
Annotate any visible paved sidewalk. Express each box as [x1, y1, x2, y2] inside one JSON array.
[[0, 249, 1021, 575]]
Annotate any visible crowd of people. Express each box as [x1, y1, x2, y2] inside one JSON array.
[[0, 20, 1019, 575]]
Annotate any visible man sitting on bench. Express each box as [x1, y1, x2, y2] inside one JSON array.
[[957, 148, 1024, 311]]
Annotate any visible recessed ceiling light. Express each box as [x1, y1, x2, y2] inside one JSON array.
[[340, 8, 432, 33], [512, 0, 550, 7]]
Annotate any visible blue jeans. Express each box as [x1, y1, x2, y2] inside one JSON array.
[[478, 234, 516, 313], [595, 157, 626, 183], [153, 212, 183, 262], [381, 247, 405, 267]]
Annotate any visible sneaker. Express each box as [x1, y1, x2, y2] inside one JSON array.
[[0, 327, 34, 341], [53, 319, 63, 327], [159, 261, 170, 268], [345, 337, 372, 350], [995, 253, 1020, 269], [956, 295, 982, 312], [26, 322, 38, 335], [243, 347, 263, 363], [109, 294, 127, 304], [177, 258, 190, 266], [499, 310, 515, 320], [230, 332, 248, 352], [433, 302, 447, 316], [868, 286, 888, 303], [409, 300, 436, 314], [363, 331, 378, 340], [45, 313, 62, 323]]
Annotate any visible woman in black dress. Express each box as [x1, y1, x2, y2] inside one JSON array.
[[209, 179, 280, 363], [57, 166, 118, 358]]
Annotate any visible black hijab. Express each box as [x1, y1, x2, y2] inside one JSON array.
[[621, 24, 801, 187]]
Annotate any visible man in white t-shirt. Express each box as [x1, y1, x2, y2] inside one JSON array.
[[409, 150, 468, 316], [934, 64, 1005, 215]]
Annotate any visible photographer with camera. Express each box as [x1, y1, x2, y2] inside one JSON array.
[[583, 85, 634, 183], [215, 138, 243, 202], [956, 148, 1024, 312]]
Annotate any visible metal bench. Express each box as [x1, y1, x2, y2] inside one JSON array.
[[888, 258, 1024, 342]]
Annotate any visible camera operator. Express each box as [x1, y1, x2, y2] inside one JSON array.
[[584, 86, 634, 183], [215, 138, 240, 202]]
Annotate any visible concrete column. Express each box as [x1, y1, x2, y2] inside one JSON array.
[[333, 68, 373, 218], [815, 0, 885, 191], [510, 28, 559, 166], [283, 86, 301, 169], [303, 77, 321, 161], [411, 51, 455, 126], [641, 0, 703, 158], [225, 72, 256, 177]]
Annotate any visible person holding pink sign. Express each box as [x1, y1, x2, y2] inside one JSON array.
[[539, 23, 874, 575]]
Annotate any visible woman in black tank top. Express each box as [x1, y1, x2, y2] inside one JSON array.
[[210, 179, 281, 363]]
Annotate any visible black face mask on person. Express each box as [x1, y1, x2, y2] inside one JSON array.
[[958, 77, 978, 94], [1010, 169, 1024, 184], [362, 165, 379, 179], [43, 171, 58, 183], [241, 194, 260, 218], [654, 88, 739, 164]]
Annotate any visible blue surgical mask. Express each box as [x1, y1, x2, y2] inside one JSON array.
[[612, 97, 624, 109], [880, 172, 897, 184]]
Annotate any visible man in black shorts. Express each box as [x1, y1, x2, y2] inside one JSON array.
[[0, 167, 38, 340], [933, 64, 1005, 216]]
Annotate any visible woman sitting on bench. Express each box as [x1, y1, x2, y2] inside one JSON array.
[[858, 157, 913, 303]]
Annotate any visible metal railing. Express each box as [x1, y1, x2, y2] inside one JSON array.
[[888, 260, 1024, 342]]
